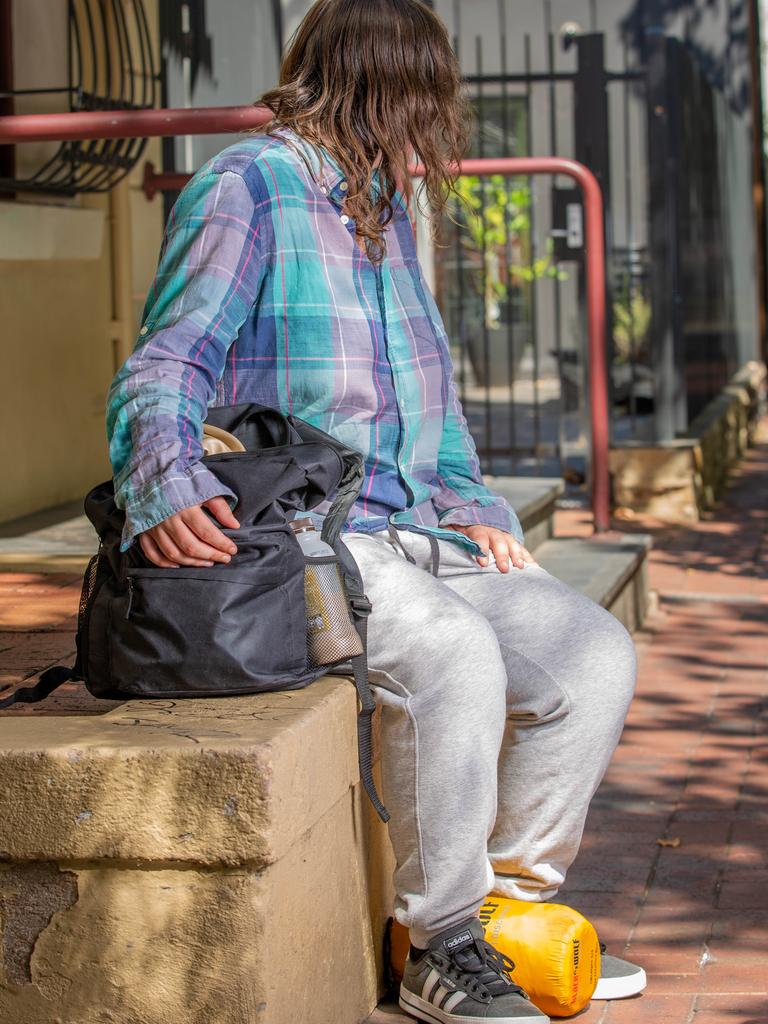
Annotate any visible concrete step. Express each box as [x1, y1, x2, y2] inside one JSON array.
[[534, 533, 652, 633], [0, 499, 97, 572], [0, 478, 565, 572]]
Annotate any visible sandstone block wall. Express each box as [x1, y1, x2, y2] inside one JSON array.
[[0, 677, 395, 1024]]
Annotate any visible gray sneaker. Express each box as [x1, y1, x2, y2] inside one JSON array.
[[592, 943, 647, 1000], [399, 917, 549, 1024]]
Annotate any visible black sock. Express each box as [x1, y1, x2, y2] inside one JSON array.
[[409, 942, 428, 959]]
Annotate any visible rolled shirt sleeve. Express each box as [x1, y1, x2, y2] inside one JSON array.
[[106, 168, 266, 551]]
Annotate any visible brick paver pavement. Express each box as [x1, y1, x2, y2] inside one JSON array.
[[551, 423, 768, 1024], [2, 427, 767, 1023], [0, 572, 115, 714]]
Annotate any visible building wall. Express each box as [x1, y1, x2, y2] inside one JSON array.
[[434, 0, 753, 116], [164, 0, 282, 171], [0, 200, 112, 521], [0, 1, 164, 525]]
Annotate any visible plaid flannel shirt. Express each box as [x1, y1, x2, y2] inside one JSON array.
[[106, 126, 523, 556]]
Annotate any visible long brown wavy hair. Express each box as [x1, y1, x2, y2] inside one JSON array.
[[256, 0, 472, 264]]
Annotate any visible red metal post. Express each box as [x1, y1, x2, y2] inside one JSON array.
[[428, 157, 611, 534], [0, 111, 610, 533]]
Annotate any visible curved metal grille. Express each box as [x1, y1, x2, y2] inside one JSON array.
[[0, 0, 158, 195]]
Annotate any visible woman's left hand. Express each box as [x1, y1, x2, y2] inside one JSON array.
[[442, 523, 537, 573]]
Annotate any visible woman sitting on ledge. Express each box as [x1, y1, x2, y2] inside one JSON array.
[[106, 2, 644, 1021]]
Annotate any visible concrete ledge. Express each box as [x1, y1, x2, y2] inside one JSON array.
[[0, 675, 364, 867], [1, 785, 390, 1024], [535, 534, 651, 633], [0, 677, 396, 1024], [609, 360, 766, 521], [0, 502, 97, 574], [609, 442, 703, 521]]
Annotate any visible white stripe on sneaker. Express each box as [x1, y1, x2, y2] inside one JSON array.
[[433, 985, 452, 1007], [421, 968, 441, 1001], [442, 991, 466, 1012]]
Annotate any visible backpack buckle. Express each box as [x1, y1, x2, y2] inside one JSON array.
[[349, 594, 372, 617]]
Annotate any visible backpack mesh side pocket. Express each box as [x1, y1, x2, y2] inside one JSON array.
[[304, 555, 363, 666]]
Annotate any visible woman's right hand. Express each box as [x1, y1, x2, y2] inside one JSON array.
[[138, 497, 240, 568]]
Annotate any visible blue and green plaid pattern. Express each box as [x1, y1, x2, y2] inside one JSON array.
[[106, 126, 523, 555]]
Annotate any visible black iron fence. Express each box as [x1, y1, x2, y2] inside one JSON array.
[[433, 26, 760, 485]]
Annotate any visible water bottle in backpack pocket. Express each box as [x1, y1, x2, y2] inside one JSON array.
[[290, 517, 363, 666]]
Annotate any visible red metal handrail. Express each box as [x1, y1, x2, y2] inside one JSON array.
[[0, 106, 610, 533], [458, 158, 609, 534], [0, 104, 271, 143]]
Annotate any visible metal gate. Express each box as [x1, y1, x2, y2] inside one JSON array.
[[434, 23, 759, 487]]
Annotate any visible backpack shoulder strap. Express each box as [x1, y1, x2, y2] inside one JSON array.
[[0, 665, 73, 710], [334, 534, 390, 823], [348, 597, 389, 823]]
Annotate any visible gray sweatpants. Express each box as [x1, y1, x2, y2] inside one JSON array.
[[341, 525, 637, 948]]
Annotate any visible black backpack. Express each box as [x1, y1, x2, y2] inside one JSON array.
[[0, 403, 389, 822]]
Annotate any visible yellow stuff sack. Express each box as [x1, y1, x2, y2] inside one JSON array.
[[388, 897, 600, 1018], [479, 898, 600, 1017]]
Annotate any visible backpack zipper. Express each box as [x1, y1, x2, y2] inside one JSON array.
[[125, 576, 135, 619]]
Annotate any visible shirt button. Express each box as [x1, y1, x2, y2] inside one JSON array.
[[320, 185, 328, 194], [339, 181, 348, 191], [139, 326, 149, 335], [340, 214, 350, 224]]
